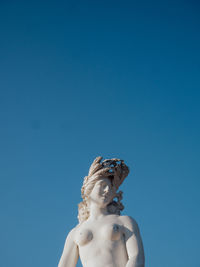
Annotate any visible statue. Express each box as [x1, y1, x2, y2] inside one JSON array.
[[58, 156, 145, 267]]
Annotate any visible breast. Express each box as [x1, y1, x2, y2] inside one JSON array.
[[75, 228, 93, 246], [101, 223, 122, 241]]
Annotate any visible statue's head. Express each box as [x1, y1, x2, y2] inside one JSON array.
[[78, 156, 129, 223]]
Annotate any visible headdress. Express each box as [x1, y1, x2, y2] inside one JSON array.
[[81, 156, 129, 200]]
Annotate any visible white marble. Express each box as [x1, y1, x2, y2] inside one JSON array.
[[58, 157, 145, 267]]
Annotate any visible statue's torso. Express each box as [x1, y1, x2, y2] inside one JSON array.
[[74, 215, 129, 267]]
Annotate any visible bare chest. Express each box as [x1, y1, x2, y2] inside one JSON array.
[[75, 222, 124, 247]]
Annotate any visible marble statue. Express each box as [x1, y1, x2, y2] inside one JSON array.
[[58, 156, 145, 267]]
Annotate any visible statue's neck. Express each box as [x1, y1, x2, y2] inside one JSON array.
[[88, 202, 109, 221]]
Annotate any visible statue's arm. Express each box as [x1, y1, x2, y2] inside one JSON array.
[[121, 216, 145, 267], [58, 228, 79, 267]]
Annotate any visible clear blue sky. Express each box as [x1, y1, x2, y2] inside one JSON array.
[[0, 1, 200, 266]]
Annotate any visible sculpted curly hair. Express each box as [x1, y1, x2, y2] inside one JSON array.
[[78, 156, 129, 223]]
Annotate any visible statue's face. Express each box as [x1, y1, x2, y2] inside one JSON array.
[[89, 178, 116, 208]]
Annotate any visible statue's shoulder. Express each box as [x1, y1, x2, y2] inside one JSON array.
[[71, 220, 89, 233], [119, 215, 139, 232], [66, 224, 80, 240], [66, 228, 75, 239]]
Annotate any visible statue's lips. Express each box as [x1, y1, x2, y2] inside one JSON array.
[[101, 194, 110, 199]]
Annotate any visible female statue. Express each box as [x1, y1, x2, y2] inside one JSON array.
[[58, 157, 145, 267]]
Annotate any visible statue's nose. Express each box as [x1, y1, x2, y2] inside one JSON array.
[[104, 185, 109, 193]]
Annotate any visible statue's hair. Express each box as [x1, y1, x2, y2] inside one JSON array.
[[78, 156, 129, 223]]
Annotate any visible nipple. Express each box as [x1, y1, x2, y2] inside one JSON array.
[[76, 229, 93, 246], [102, 224, 121, 241]]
